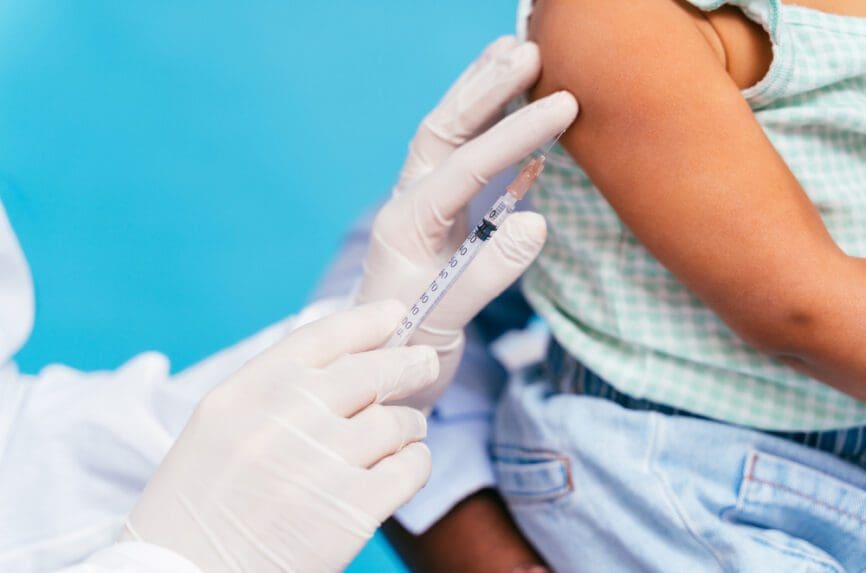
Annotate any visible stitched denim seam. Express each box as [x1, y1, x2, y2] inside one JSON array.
[[495, 460, 570, 494], [492, 445, 573, 478], [745, 456, 866, 526], [492, 443, 574, 503], [745, 476, 866, 526], [500, 479, 570, 498], [494, 456, 559, 465], [648, 413, 731, 573], [736, 452, 758, 512], [492, 443, 562, 456]]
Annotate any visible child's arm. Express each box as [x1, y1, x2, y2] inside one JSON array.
[[530, 0, 866, 399]]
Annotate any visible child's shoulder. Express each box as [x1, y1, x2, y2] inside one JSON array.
[[528, 0, 771, 93], [530, 0, 866, 95]]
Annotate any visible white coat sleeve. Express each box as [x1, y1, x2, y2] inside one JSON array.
[[0, 300, 346, 572], [58, 542, 202, 573]]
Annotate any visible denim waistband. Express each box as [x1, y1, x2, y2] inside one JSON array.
[[545, 339, 866, 467]]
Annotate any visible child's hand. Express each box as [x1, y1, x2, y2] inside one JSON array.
[[357, 36, 578, 409]]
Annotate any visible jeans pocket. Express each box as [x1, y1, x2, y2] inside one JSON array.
[[491, 444, 573, 505], [727, 449, 866, 571]]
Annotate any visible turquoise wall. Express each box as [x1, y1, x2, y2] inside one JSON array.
[[0, 2, 513, 570]]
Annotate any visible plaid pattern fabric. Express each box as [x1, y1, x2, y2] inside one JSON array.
[[521, 0, 866, 431]]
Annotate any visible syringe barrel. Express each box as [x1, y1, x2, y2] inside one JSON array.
[[385, 193, 517, 347]]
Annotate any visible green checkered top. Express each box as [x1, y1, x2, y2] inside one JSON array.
[[521, 0, 866, 431]]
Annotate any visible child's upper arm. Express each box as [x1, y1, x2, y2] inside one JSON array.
[[529, 0, 842, 351]]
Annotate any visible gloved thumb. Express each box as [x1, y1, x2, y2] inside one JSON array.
[[425, 210, 547, 331]]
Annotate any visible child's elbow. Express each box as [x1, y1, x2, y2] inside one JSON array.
[[736, 304, 821, 359], [731, 268, 843, 364]]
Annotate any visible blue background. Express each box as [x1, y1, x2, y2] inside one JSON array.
[[0, 2, 513, 570]]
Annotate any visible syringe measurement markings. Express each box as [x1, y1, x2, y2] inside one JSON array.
[[390, 230, 484, 342], [385, 154, 546, 348], [386, 196, 512, 347]]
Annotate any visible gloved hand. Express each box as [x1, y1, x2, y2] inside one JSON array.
[[358, 36, 579, 408], [122, 301, 438, 573]]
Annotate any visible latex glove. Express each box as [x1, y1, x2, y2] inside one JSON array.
[[358, 36, 579, 408], [122, 301, 438, 573]]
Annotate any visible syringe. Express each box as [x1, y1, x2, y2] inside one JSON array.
[[385, 155, 548, 348]]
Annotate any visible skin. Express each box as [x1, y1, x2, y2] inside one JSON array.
[[390, 2, 866, 570], [383, 490, 548, 572], [528, 0, 866, 400]]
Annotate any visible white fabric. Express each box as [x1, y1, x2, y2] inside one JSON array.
[[60, 542, 201, 573]]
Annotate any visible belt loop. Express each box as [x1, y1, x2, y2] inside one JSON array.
[[574, 359, 587, 395], [558, 349, 571, 393], [542, 337, 557, 385]]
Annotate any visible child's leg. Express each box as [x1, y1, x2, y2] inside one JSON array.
[[493, 370, 866, 572]]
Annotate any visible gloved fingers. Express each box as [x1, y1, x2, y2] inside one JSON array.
[[363, 442, 432, 522], [254, 300, 406, 371], [425, 211, 547, 331], [395, 37, 541, 191], [411, 91, 577, 238], [333, 404, 427, 468], [388, 332, 464, 411], [315, 345, 439, 417]]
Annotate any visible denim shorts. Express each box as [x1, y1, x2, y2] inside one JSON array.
[[492, 342, 866, 572]]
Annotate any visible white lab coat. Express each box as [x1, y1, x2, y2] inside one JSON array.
[[0, 202, 315, 571]]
